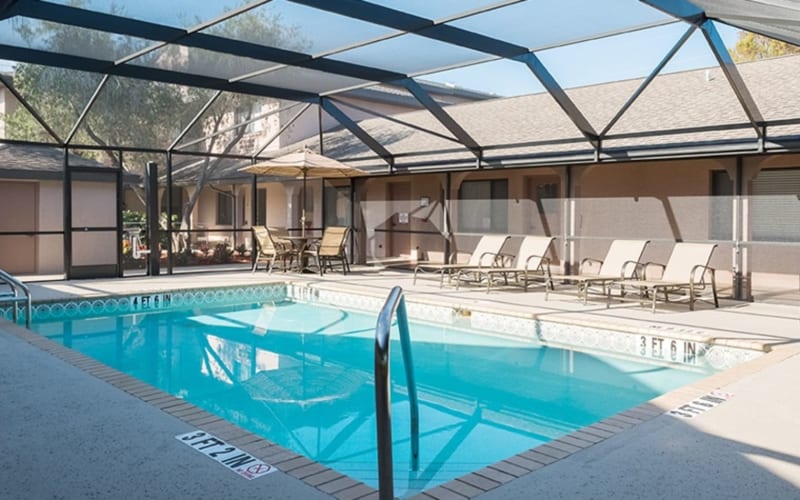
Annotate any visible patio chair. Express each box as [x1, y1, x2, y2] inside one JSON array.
[[413, 234, 510, 287], [608, 242, 719, 312], [546, 239, 649, 304], [267, 226, 297, 271], [456, 235, 555, 292], [306, 226, 350, 276], [252, 226, 294, 273]]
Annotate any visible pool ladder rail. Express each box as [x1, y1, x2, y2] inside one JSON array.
[[0, 269, 32, 328], [374, 286, 419, 500]]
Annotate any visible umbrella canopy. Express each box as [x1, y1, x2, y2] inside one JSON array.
[[240, 148, 366, 235], [240, 148, 366, 179]]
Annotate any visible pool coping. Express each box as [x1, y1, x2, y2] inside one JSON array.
[[3, 279, 794, 499]]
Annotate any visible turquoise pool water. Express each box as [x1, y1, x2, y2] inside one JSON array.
[[30, 298, 712, 497]]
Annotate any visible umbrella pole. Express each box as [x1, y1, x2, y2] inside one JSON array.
[[301, 173, 307, 237]]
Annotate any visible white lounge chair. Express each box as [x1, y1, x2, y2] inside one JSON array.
[[608, 242, 719, 312], [456, 235, 554, 292], [546, 239, 649, 304], [413, 234, 510, 287]]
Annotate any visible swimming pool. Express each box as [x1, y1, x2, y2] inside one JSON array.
[[21, 285, 755, 497]]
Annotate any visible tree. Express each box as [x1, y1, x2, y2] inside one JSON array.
[[4, 2, 308, 242], [728, 31, 800, 63]]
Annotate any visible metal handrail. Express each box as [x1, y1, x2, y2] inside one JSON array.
[[374, 286, 419, 500], [0, 269, 32, 328]]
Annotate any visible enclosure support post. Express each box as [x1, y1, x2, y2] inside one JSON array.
[[146, 161, 160, 276]]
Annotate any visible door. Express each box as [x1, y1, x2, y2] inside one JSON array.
[[69, 169, 121, 279]]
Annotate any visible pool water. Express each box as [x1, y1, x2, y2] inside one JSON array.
[[31, 299, 712, 497]]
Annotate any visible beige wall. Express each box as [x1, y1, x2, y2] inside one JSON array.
[[0, 181, 37, 273], [572, 158, 732, 265], [359, 174, 446, 261], [2, 151, 797, 298], [0, 180, 64, 275], [0, 87, 19, 139], [351, 158, 797, 297]]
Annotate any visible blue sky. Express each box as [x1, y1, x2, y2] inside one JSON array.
[[419, 22, 742, 96], [0, 1, 745, 97]]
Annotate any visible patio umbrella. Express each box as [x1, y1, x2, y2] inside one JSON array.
[[240, 148, 366, 236]]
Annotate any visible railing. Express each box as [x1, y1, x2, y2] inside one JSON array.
[[0, 269, 32, 328], [374, 285, 419, 500]]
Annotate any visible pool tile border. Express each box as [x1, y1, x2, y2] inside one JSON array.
[[298, 281, 765, 371], [0, 283, 288, 321], [3, 280, 794, 499]]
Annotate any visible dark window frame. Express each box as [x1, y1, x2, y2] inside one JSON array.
[[458, 179, 508, 233], [216, 192, 233, 225]]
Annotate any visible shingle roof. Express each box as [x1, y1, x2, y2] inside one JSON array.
[[272, 54, 800, 172], [0, 143, 139, 181], [158, 55, 800, 184]]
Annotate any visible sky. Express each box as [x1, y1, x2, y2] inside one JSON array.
[[421, 22, 742, 97], [0, 0, 745, 98]]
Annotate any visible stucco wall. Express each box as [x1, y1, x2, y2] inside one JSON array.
[[0, 180, 37, 273]]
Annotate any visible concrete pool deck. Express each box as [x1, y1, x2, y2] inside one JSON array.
[[1, 268, 799, 499]]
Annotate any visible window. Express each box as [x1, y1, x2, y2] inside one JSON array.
[[536, 182, 559, 200], [458, 179, 508, 233], [256, 188, 266, 226], [324, 185, 351, 227], [216, 192, 232, 225], [751, 168, 800, 242], [710, 170, 733, 240]]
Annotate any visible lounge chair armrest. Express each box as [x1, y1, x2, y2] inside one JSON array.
[[690, 264, 715, 285], [476, 250, 505, 268], [579, 257, 603, 275], [494, 252, 515, 267], [642, 261, 665, 280], [524, 254, 549, 271], [621, 260, 644, 279]]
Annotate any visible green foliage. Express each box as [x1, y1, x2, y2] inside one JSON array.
[[122, 209, 146, 225], [728, 31, 800, 63], [4, 5, 310, 230], [4, 5, 308, 169]]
